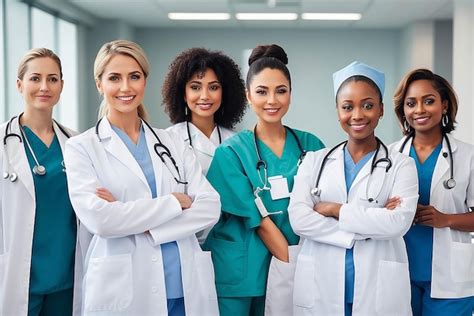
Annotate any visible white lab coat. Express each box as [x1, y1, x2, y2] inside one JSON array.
[[0, 115, 85, 316], [64, 118, 220, 316], [166, 122, 234, 175], [288, 145, 418, 316], [392, 134, 474, 299]]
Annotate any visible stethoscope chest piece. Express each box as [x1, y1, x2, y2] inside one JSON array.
[[443, 178, 456, 190], [33, 165, 46, 176]]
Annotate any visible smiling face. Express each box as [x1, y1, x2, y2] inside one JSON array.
[[403, 79, 447, 135], [247, 68, 290, 125], [17, 57, 63, 112], [184, 68, 222, 120], [336, 79, 383, 143], [96, 54, 146, 118]]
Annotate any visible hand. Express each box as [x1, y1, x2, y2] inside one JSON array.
[[313, 201, 342, 219], [172, 192, 192, 209], [414, 204, 449, 228], [384, 196, 401, 210], [96, 187, 116, 202]]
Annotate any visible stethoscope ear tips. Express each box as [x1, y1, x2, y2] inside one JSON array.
[[3, 172, 18, 182], [3, 172, 8, 179]]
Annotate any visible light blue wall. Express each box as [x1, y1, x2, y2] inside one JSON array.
[[135, 28, 401, 147]]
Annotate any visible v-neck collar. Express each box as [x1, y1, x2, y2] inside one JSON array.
[[22, 126, 58, 152], [410, 142, 442, 166], [255, 130, 292, 161]]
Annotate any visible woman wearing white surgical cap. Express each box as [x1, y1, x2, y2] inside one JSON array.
[[289, 61, 419, 315]]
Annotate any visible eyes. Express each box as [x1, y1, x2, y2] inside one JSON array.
[[107, 73, 142, 82], [189, 83, 221, 92], [341, 102, 374, 112], [29, 75, 60, 83], [255, 87, 288, 96], [404, 98, 435, 108]]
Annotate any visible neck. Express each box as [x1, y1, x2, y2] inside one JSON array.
[[413, 127, 443, 148], [21, 107, 54, 133], [190, 114, 215, 138], [347, 134, 378, 163], [107, 110, 141, 137], [255, 119, 285, 141]]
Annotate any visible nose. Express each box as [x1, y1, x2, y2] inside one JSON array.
[[414, 101, 425, 113], [39, 79, 49, 92], [267, 92, 276, 105], [120, 79, 131, 92], [200, 87, 210, 100], [352, 107, 363, 120]]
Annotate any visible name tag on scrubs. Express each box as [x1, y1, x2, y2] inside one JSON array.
[[268, 175, 290, 200]]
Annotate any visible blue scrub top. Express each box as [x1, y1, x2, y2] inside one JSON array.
[[404, 143, 441, 282], [343, 146, 375, 304], [23, 127, 77, 294], [112, 125, 184, 299]]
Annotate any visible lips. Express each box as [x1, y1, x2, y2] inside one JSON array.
[[116, 95, 135, 102], [349, 122, 368, 131], [196, 103, 213, 110], [264, 108, 280, 114], [414, 116, 429, 124]]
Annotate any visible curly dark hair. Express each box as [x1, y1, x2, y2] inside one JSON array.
[[162, 48, 246, 129]]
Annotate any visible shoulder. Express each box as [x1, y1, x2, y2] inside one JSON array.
[[218, 126, 235, 141], [452, 136, 474, 153], [66, 126, 96, 147], [288, 128, 325, 151], [220, 130, 253, 149], [165, 122, 186, 134]]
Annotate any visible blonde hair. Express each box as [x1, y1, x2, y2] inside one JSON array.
[[17, 47, 62, 80], [94, 40, 150, 120]]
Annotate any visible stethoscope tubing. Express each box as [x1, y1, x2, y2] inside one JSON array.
[[186, 120, 222, 149]]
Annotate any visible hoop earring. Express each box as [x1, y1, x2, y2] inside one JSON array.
[[403, 119, 412, 133], [185, 106, 188, 118], [442, 114, 449, 127]]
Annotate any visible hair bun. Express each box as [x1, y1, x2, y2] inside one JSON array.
[[248, 44, 288, 66]]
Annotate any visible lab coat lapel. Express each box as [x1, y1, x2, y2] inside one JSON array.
[[348, 150, 372, 193], [53, 121, 69, 155], [99, 118, 149, 189], [189, 122, 216, 157], [8, 117, 35, 200], [431, 135, 456, 194], [326, 146, 347, 201]]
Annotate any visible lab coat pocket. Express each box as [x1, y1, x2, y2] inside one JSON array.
[[84, 253, 133, 312], [293, 254, 318, 308], [208, 237, 247, 285], [375, 260, 411, 315], [265, 245, 301, 316], [450, 241, 474, 282]]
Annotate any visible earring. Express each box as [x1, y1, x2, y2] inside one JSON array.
[[442, 114, 449, 127], [185, 106, 188, 117], [403, 119, 412, 133]]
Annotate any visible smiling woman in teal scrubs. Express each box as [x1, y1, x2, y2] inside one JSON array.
[[203, 44, 324, 316], [0, 48, 77, 316]]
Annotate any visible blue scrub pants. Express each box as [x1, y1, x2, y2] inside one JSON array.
[[167, 297, 185, 316], [218, 296, 265, 316], [28, 288, 73, 316], [411, 281, 473, 316]]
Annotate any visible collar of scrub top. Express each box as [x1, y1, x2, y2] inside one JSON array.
[[398, 131, 457, 190], [332, 61, 385, 98], [94, 117, 188, 185], [185, 120, 222, 150], [311, 137, 392, 203], [2, 113, 70, 190], [253, 124, 307, 192]]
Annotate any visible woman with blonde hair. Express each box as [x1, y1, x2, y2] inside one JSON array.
[[0, 48, 79, 315], [64, 39, 220, 315]]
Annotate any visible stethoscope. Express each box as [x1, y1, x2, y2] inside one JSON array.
[[311, 137, 393, 203], [95, 118, 188, 185], [3, 113, 70, 182], [186, 120, 222, 150], [253, 124, 307, 193], [398, 132, 455, 189]]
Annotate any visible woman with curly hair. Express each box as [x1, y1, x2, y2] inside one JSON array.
[[163, 48, 246, 176]]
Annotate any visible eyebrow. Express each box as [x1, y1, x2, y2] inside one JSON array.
[[405, 94, 436, 99], [340, 96, 375, 103], [255, 84, 288, 89], [107, 71, 142, 76], [29, 73, 59, 76], [188, 80, 220, 85]]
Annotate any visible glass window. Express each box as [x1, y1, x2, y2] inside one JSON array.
[[57, 19, 78, 131], [31, 7, 55, 49]]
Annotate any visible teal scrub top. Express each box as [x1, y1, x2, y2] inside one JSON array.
[[203, 129, 324, 297], [23, 127, 77, 294]]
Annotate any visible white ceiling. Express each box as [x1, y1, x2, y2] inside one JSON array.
[[67, 0, 454, 29]]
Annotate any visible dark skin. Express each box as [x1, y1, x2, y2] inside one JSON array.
[[403, 79, 474, 231]]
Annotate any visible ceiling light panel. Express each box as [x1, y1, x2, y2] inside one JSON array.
[[235, 12, 298, 20]]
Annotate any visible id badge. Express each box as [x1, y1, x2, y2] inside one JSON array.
[[268, 175, 290, 200]]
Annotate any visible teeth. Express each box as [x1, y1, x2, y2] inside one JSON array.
[[415, 117, 429, 123], [117, 96, 134, 101], [265, 108, 279, 113], [198, 104, 212, 110]]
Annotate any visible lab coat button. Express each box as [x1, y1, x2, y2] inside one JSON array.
[[151, 255, 158, 262], [152, 286, 158, 293]]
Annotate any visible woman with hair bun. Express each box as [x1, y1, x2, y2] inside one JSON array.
[[203, 44, 324, 315]]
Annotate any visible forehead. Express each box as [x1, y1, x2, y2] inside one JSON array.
[[250, 68, 289, 87], [188, 68, 218, 81], [337, 80, 380, 100], [103, 54, 142, 73], [25, 57, 60, 74], [405, 79, 439, 97]]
